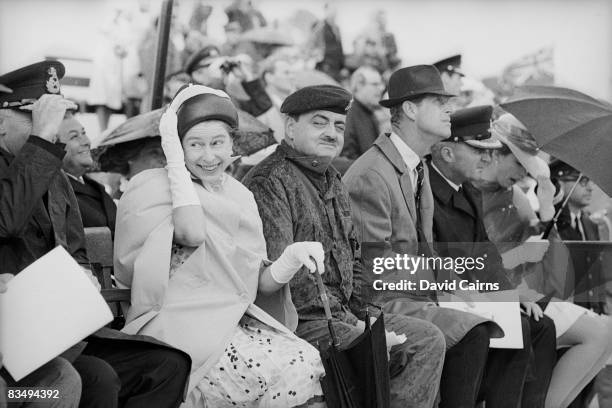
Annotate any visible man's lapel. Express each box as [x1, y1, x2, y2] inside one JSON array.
[[374, 134, 417, 222]]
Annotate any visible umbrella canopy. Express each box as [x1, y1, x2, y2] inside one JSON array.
[[501, 86, 612, 196]]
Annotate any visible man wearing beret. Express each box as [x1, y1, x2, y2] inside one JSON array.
[[344, 65, 501, 408], [429, 105, 557, 407], [0, 61, 191, 408], [243, 84, 446, 407]]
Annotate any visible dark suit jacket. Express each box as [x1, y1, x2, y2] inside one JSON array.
[[341, 98, 379, 160], [428, 161, 513, 290], [556, 205, 605, 312], [0, 137, 88, 276], [0, 136, 191, 374], [69, 175, 116, 236]]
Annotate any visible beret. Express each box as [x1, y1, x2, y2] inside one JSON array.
[[173, 84, 239, 139], [448, 105, 502, 149], [280, 85, 352, 116], [0, 60, 65, 109]]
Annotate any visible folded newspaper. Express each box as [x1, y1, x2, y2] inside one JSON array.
[[0, 246, 113, 380]]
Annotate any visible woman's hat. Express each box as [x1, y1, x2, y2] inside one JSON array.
[[378, 65, 455, 108], [171, 84, 239, 139], [492, 113, 550, 178]]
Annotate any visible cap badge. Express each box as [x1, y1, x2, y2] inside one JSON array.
[[345, 98, 354, 112], [46, 66, 60, 94]]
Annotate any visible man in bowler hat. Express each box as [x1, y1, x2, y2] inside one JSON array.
[[344, 65, 502, 408]]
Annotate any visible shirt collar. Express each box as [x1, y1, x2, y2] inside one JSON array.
[[430, 162, 461, 192], [66, 172, 85, 184], [571, 210, 583, 221], [389, 132, 421, 172]]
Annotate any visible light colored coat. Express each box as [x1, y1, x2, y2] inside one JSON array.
[[113, 168, 296, 393], [343, 133, 436, 305]]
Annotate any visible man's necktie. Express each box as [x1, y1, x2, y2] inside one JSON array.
[[574, 215, 584, 240], [414, 162, 433, 258], [415, 162, 424, 213]]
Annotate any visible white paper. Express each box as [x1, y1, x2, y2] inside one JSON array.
[[439, 290, 524, 349], [0, 246, 113, 381]]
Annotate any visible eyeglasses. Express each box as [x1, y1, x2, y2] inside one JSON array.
[[560, 176, 591, 187]]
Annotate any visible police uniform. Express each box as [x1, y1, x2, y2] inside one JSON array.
[[430, 105, 557, 408]]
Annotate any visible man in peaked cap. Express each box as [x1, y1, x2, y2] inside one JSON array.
[[243, 84, 447, 407], [550, 160, 607, 312], [429, 105, 557, 407], [345, 69, 503, 408], [433, 54, 464, 96], [0, 61, 191, 408]]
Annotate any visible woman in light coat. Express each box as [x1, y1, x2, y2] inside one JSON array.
[[114, 84, 325, 407]]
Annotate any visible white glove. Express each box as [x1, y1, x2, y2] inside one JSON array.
[[159, 107, 185, 167], [521, 235, 550, 263], [269, 242, 325, 284], [159, 106, 201, 208]]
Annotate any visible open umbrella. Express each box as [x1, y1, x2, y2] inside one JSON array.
[[314, 269, 390, 408], [501, 85, 612, 196]]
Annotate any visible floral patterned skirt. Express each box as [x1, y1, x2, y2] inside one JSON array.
[[194, 315, 325, 408]]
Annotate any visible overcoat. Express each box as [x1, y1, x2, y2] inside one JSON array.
[[114, 168, 296, 392], [343, 134, 497, 348]]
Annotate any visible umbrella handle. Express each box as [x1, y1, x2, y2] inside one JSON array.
[[542, 175, 582, 239], [312, 257, 340, 346], [541, 219, 555, 239]]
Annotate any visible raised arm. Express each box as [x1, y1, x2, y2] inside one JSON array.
[[159, 107, 206, 247]]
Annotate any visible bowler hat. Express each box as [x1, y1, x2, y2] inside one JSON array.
[[379, 65, 455, 108]]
